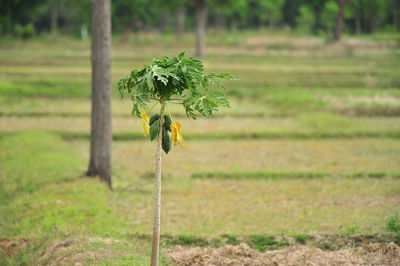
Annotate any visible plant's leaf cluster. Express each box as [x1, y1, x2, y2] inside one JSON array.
[[118, 52, 232, 118]]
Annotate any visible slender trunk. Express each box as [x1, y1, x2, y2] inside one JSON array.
[[134, 20, 143, 40], [50, 0, 58, 35], [230, 18, 238, 33], [121, 19, 134, 44], [150, 104, 165, 266], [5, 0, 12, 34], [314, 7, 321, 34], [355, 0, 361, 35], [215, 13, 226, 32], [176, 3, 185, 39], [81, 25, 88, 41], [334, 0, 347, 41], [87, 0, 112, 189], [159, 10, 170, 33], [269, 15, 274, 28], [121, 25, 132, 44], [195, 0, 208, 58], [258, 19, 263, 29]]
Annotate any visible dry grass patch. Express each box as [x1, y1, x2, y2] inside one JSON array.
[[108, 139, 400, 177], [38, 238, 132, 265], [166, 242, 400, 266]]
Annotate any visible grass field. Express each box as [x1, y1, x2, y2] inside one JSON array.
[[1, 32, 400, 264]]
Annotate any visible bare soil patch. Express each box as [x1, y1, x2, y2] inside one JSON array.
[[0, 238, 29, 256], [38, 238, 131, 266], [165, 242, 400, 266]]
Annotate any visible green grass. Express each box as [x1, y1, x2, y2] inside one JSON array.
[[3, 130, 396, 141], [1, 34, 400, 264], [0, 131, 126, 238], [158, 232, 396, 251], [0, 132, 155, 264], [0, 77, 91, 97], [386, 213, 400, 233], [1, 34, 399, 110], [191, 170, 400, 180], [1, 132, 399, 259]]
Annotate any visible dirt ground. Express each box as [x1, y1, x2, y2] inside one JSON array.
[[1, 237, 400, 265], [0, 238, 132, 265], [165, 242, 400, 266], [0, 238, 29, 257]]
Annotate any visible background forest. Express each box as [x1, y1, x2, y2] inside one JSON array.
[[1, 0, 400, 39]]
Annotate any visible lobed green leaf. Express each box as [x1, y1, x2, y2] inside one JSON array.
[[118, 52, 232, 118]]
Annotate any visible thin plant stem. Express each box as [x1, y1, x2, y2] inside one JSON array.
[[150, 102, 165, 266]]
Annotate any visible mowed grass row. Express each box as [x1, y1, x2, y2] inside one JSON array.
[[1, 38, 399, 119], [1, 93, 400, 141], [0, 37, 400, 99], [2, 84, 400, 116], [106, 139, 400, 177], [1, 63, 399, 96], [1, 132, 399, 240], [1, 101, 400, 140]]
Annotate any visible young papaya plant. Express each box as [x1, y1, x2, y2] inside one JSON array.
[[118, 52, 232, 266]]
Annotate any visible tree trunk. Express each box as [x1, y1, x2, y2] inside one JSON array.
[[176, 3, 185, 39], [355, 0, 361, 35], [195, 0, 208, 58], [215, 13, 226, 32], [50, 0, 58, 35], [150, 104, 165, 266], [87, 0, 112, 189], [334, 0, 347, 41], [230, 18, 238, 33], [81, 25, 88, 41], [121, 25, 132, 44], [269, 15, 275, 28]]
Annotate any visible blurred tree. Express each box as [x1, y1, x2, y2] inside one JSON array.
[[0, 0, 398, 38], [50, 0, 58, 34], [195, 0, 208, 57], [176, 0, 185, 38], [389, 0, 400, 30], [112, 0, 150, 43], [282, 0, 301, 28], [153, 0, 186, 38], [87, 0, 112, 189], [296, 4, 315, 33], [334, 0, 348, 40], [348, 0, 362, 34], [58, 0, 90, 35], [228, 0, 249, 32], [308, 0, 328, 34], [361, 0, 389, 33], [321, 0, 339, 32], [0, 0, 45, 35], [253, 0, 285, 28]]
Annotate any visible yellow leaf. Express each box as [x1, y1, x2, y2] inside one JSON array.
[[140, 111, 150, 136], [170, 121, 184, 148]]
